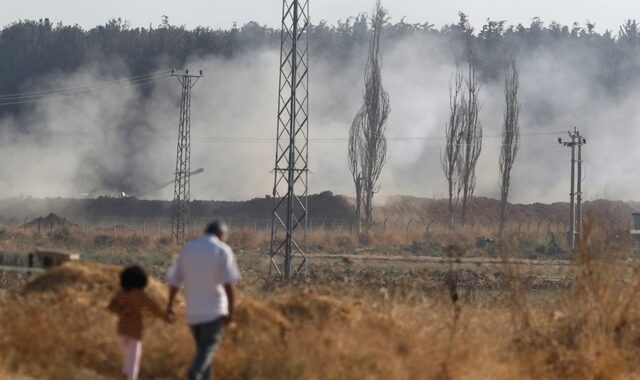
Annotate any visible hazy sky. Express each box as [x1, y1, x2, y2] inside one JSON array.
[[3, 0, 640, 32]]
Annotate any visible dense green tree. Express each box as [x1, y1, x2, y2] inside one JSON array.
[[0, 15, 639, 117]]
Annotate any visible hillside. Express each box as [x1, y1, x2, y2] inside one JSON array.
[[375, 196, 640, 228], [0, 193, 637, 229], [0, 191, 353, 223]]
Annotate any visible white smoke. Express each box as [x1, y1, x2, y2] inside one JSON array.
[[0, 24, 638, 203]]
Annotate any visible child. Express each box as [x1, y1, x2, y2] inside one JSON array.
[[107, 265, 172, 380]]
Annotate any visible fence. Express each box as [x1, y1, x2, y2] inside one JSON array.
[[0, 252, 43, 289], [1, 215, 633, 244]]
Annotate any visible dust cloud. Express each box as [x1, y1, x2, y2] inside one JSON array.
[[0, 19, 637, 203]]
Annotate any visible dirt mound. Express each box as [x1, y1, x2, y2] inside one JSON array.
[[24, 213, 76, 228], [376, 196, 640, 227], [0, 191, 354, 222], [22, 262, 119, 294]]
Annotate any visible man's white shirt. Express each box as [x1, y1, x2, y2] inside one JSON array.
[[166, 235, 241, 325]]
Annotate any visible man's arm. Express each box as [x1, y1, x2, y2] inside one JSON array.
[[223, 283, 235, 325], [166, 254, 183, 319], [221, 245, 240, 325]]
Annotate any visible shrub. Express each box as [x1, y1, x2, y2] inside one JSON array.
[[93, 235, 114, 248], [335, 235, 355, 249], [228, 230, 261, 249]]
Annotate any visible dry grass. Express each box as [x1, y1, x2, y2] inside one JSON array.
[[0, 261, 512, 379], [0, 228, 639, 379], [0, 221, 561, 256]]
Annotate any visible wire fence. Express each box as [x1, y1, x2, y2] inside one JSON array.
[[3, 214, 632, 242]]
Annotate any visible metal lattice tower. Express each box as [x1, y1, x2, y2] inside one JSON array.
[[171, 69, 202, 243], [269, 0, 310, 279]]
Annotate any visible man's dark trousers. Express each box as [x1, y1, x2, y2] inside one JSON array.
[[187, 317, 225, 380]]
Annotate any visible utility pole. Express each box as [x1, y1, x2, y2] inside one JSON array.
[[575, 130, 586, 245], [171, 69, 203, 244], [558, 127, 586, 251], [269, 0, 310, 279]]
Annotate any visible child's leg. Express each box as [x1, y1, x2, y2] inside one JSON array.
[[118, 335, 129, 377], [119, 335, 143, 380]]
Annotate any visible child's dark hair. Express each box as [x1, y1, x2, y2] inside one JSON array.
[[120, 265, 148, 291]]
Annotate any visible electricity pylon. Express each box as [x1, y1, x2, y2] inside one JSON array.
[[269, 0, 310, 279], [171, 69, 202, 243]]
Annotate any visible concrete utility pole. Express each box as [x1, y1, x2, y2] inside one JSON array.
[[575, 130, 586, 245], [171, 69, 203, 243], [558, 127, 586, 250]]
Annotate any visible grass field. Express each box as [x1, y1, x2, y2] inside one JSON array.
[[0, 224, 639, 379]]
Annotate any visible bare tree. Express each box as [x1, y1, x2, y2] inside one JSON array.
[[348, 109, 364, 234], [441, 66, 465, 230], [459, 57, 483, 225], [349, 0, 390, 230], [499, 60, 520, 236]]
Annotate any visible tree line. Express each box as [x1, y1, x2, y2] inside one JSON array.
[[2, 14, 640, 107]]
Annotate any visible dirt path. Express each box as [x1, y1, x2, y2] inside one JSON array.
[[310, 252, 573, 267]]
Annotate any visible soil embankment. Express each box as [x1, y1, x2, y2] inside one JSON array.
[[0, 193, 637, 227]]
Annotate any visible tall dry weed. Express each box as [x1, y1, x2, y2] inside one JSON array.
[[507, 224, 640, 379]]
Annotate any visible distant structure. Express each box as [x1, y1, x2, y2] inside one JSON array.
[[171, 69, 203, 243], [558, 127, 586, 250], [30, 251, 80, 269], [632, 213, 640, 240], [269, 0, 310, 279]]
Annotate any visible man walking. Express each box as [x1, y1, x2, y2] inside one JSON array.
[[166, 221, 240, 380]]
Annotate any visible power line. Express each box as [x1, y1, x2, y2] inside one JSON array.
[[0, 77, 171, 105], [0, 73, 171, 107], [0, 129, 565, 144], [0, 70, 171, 100]]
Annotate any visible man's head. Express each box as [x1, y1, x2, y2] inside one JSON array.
[[205, 220, 229, 241]]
